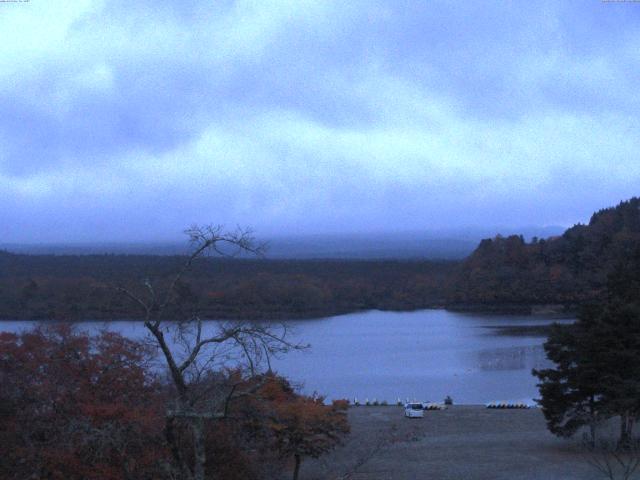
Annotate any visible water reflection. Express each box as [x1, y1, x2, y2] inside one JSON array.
[[0, 309, 572, 404], [475, 345, 550, 371]]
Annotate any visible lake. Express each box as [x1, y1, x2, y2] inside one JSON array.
[[0, 309, 572, 405]]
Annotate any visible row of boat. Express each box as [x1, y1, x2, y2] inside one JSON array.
[[486, 401, 533, 409]]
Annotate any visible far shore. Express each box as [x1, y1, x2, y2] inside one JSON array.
[[0, 304, 576, 322]]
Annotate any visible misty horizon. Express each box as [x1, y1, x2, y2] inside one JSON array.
[[1, 224, 567, 259]]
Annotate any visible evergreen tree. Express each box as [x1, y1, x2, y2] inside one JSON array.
[[588, 301, 640, 447], [534, 250, 640, 447], [533, 319, 604, 443]]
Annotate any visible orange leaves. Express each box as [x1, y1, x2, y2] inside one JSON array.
[[0, 326, 165, 480], [256, 375, 350, 462], [259, 374, 297, 403], [1, 329, 349, 479], [331, 398, 350, 411]]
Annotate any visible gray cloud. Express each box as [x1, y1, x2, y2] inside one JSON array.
[[1, 0, 639, 242]]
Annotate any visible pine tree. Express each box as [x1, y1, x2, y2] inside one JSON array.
[[534, 249, 640, 447], [533, 319, 604, 443]]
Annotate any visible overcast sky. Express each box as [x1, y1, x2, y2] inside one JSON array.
[[1, 0, 639, 243]]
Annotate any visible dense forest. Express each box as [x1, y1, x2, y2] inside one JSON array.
[[448, 197, 640, 311], [1, 197, 639, 320], [0, 254, 454, 320]]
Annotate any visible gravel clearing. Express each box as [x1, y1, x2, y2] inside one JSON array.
[[295, 406, 613, 480]]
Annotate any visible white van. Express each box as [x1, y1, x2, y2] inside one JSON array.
[[404, 403, 424, 418]]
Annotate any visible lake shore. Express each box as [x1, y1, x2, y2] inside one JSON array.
[[298, 405, 607, 480], [0, 303, 575, 322], [0, 309, 570, 404]]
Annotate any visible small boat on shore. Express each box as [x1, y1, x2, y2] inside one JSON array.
[[486, 400, 533, 409]]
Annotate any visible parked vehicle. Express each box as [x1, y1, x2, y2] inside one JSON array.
[[404, 403, 424, 418]]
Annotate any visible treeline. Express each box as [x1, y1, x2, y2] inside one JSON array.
[[448, 197, 640, 311], [3, 197, 640, 320], [0, 254, 455, 320]]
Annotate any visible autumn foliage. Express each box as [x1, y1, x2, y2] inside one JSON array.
[[0, 253, 454, 321], [257, 376, 350, 480], [0, 325, 166, 480], [449, 197, 640, 309], [0, 327, 350, 480]]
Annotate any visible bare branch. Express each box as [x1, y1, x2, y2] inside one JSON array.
[[111, 224, 299, 480], [115, 285, 151, 319]]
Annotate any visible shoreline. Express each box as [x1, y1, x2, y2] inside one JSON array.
[[0, 303, 575, 322]]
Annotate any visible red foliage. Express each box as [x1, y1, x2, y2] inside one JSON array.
[[0, 328, 352, 480], [0, 326, 166, 480], [256, 376, 350, 479]]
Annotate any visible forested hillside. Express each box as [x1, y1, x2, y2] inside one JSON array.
[[2, 198, 639, 320], [448, 197, 640, 310]]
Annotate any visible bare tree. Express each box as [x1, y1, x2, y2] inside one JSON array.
[[116, 225, 303, 480], [583, 437, 640, 480], [315, 422, 424, 480]]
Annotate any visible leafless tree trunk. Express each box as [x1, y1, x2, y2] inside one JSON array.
[[583, 437, 640, 480], [620, 412, 635, 450], [116, 225, 303, 480], [292, 454, 301, 480], [587, 395, 599, 447]]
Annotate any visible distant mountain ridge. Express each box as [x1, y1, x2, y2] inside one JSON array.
[[448, 197, 640, 310], [1, 226, 564, 260]]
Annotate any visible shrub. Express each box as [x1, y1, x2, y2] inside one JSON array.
[[332, 399, 350, 410]]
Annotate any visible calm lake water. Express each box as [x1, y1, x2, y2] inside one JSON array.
[[0, 309, 572, 405]]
